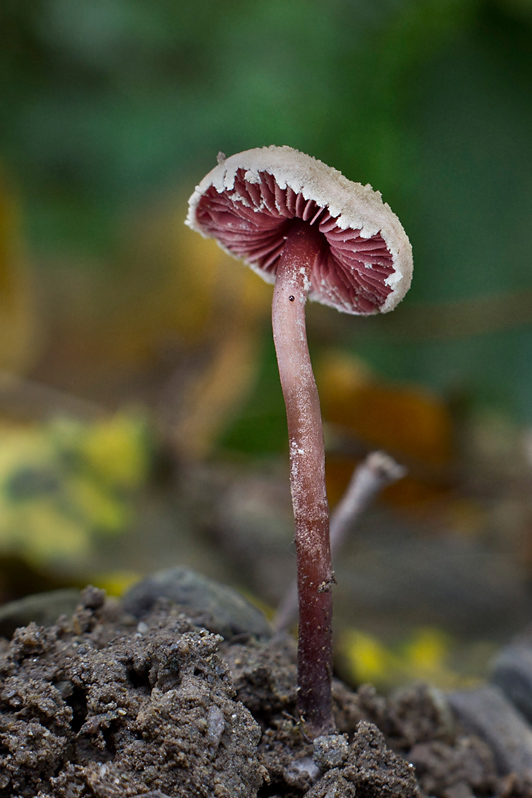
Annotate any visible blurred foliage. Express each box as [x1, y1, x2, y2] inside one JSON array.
[[0, 0, 530, 426], [339, 625, 483, 690], [161, 217, 272, 458], [22, 201, 273, 459], [318, 351, 453, 489], [0, 176, 38, 372], [319, 352, 467, 517], [221, 346, 458, 512], [0, 412, 151, 572]]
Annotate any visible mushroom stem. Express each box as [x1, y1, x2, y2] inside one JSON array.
[[272, 221, 335, 737]]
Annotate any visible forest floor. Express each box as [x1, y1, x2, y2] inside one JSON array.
[[1, 577, 530, 798]]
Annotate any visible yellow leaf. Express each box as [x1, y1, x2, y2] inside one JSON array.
[[341, 629, 392, 684], [76, 412, 150, 488], [22, 501, 91, 565], [402, 627, 450, 679], [340, 625, 460, 690], [68, 477, 127, 533], [94, 570, 141, 597], [0, 413, 152, 571]]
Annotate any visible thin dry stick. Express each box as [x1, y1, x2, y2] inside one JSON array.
[[273, 451, 406, 634]]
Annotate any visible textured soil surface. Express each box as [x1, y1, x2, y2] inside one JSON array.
[[0, 580, 531, 798]]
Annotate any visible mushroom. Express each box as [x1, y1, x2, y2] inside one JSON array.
[[186, 145, 413, 737]]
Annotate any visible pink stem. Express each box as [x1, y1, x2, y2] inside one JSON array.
[[272, 221, 335, 737]]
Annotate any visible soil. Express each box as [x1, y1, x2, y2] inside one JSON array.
[[0, 582, 530, 798]]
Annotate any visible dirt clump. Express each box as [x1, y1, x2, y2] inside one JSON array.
[[0, 589, 265, 797]]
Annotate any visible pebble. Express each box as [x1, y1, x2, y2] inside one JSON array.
[[123, 566, 272, 640], [207, 705, 225, 749], [284, 756, 321, 786], [0, 588, 81, 638], [448, 685, 532, 775], [491, 642, 532, 724], [313, 734, 350, 770]]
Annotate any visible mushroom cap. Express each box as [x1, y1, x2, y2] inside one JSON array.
[[186, 146, 413, 315]]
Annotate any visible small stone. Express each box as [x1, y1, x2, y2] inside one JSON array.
[[123, 567, 272, 640], [491, 643, 532, 724], [443, 784, 476, 798], [207, 705, 225, 749], [313, 734, 349, 770], [284, 756, 321, 788], [448, 685, 532, 775], [0, 589, 81, 638], [80, 585, 105, 610]]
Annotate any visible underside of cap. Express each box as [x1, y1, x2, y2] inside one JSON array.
[[186, 146, 413, 315]]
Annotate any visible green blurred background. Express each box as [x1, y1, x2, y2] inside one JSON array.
[[0, 0, 532, 687], [2, 0, 532, 411]]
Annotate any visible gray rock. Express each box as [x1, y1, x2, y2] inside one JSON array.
[[491, 643, 532, 724], [448, 685, 532, 775], [123, 566, 271, 640], [0, 588, 81, 638]]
